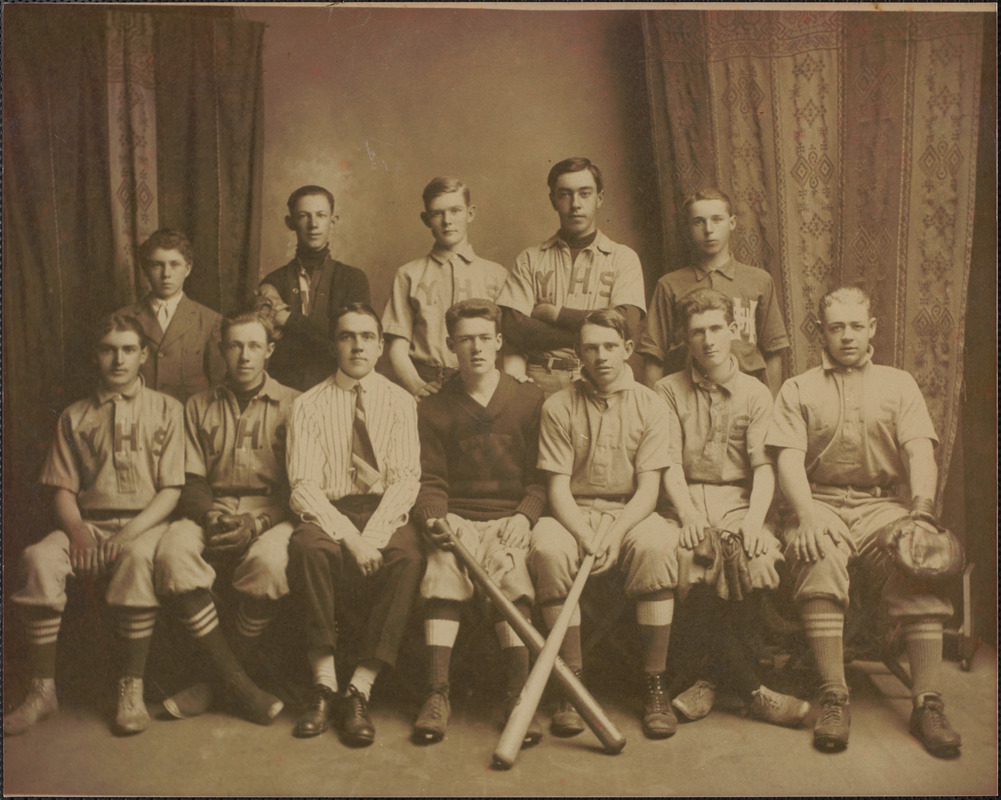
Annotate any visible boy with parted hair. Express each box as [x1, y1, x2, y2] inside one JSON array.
[[639, 188, 789, 395], [529, 308, 681, 740], [407, 298, 546, 746], [5, 314, 184, 736], [153, 311, 300, 725], [767, 285, 961, 758], [117, 228, 226, 403], [383, 177, 509, 399], [656, 287, 808, 728]]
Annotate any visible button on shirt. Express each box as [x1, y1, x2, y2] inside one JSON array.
[[766, 347, 938, 487], [656, 356, 773, 483], [38, 378, 185, 511], [381, 242, 508, 369], [287, 370, 421, 547], [496, 230, 647, 363], [184, 374, 301, 495], [538, 371, 672, 497]]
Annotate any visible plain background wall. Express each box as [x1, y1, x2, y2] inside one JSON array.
[[243, 7, 663, 309]]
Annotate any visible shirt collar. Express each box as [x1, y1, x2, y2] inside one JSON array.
[[687, 354, 740, 394], [693, 256, 736, 282], [333, 368, 379, 393], [430, 241, 475, 265], [821, 345, 874, 372], [580, 366, 636, 400], [149, 292, 184, 315], [220, 371, 283, 403], [96, 374, 145, 406], [540, 229, 613, 255]]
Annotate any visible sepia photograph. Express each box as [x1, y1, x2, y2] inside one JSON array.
[[2, 2, 997, 796]]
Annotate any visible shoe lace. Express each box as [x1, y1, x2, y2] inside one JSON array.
[[645, 675, 670, 714], [424, 690, 448, 722], [347, 685, 369, 713], [819, 694, 846, 725], [920, 702, 949, 734]]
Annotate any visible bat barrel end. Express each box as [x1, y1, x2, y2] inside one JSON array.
[[491, 754, 514, 771], [603, 736, 627, 755]]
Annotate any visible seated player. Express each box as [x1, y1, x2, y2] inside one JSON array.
[[5, 314, 183, 736], [258, 185, 370, 391], [767, 285, 962, 757], [382, 177, 508, 399], [118, 228, 225, 402], [497, 157, 646, 397], [153, 312, 300, 724], [655, 288, 808, 727], [285, 303, 423, 747], [638, 188, 789, 395], [529, 308, 681, 740], [407, 299, 547, 746]]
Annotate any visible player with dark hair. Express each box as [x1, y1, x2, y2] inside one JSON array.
[[5, 314, 184, 736], [383, 177, 508, 400], [767, 285, 962, 758]]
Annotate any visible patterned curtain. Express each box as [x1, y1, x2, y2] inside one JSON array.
[[642, 10, 984, 503]]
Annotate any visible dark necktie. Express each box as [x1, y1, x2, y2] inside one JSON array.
[[351, 385, 383, 493]]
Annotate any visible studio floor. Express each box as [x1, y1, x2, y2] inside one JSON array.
[[3, 645, 997, 797]]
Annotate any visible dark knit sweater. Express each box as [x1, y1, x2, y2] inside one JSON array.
[[413, 372, 547, 527]]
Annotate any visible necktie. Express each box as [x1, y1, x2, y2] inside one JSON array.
[[156, 303, 169, 331], [351, 385, 383, 494]]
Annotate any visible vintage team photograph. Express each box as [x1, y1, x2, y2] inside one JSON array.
[[2, 2, 997, 796]]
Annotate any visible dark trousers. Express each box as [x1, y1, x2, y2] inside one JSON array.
[[287, 496, 424, 669]]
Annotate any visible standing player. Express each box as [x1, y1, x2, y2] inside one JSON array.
[[382, 177, 508, 399], [118, 228, 226, 403], [638, 188, 789, 395], [285, 303, 423, 747], [153, 312, 300, 724], [5, 314, 184, 736], [496, 157, 646, 396], [407, 299, 546, 746], [767, 285, 961, 757], [258, 185, 370, 391], [656, 288, 808, 728], [529, 308, 681, 740]]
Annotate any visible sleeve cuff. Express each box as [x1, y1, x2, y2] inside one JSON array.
[[413, 502, 448, 528], [515, 494, 546, 527]]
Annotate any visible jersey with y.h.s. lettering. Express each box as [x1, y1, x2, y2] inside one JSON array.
[[39, 379, 185, 511]]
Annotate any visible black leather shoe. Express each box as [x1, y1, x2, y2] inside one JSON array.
[[293, 684, 336, 738], [338, 684, 375, 747]]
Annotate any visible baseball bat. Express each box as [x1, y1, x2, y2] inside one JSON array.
[[443, 528, 625, 758], [493, 552, 596, 770]]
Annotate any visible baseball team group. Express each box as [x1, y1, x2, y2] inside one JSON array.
[[4, 157, 963, 763]]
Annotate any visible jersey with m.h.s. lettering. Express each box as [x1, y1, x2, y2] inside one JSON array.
[[183, 374, 300, 495], [496, 230, 646, 361], [38, 380, 185, 511]]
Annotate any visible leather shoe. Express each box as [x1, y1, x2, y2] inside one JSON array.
[[293, 684, 336, 738], [909, 695, 961, 758], [338, 684, 375, 747]]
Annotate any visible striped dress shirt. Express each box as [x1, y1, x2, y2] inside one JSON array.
[[287, 369, 421, 547]]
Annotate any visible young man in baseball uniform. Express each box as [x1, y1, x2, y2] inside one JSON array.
[[767, 285, 961, 757], [656, 288, 808, 728], [153, 311, 300, 725], [497, 157, 646, 397], [5, 314, 184, 736], [285, 303, 423, 747], [408, 299, 546, 746], [383, 177, 509, 400], [258, 185, 370, 392], [529, 308, 681, 740], [118, 228, 226, 403], [639, 188, 789, 395]]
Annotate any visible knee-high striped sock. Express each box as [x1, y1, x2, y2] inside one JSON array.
[[493, 601, 530, 695], [174, 589, 241, 677], [234, 596, 278, 657], [424, 599, 462, 689], [800, 598, 846, 692], [902, 617, 944, 703], [542, 601, 582, 673], [636, 590, 674, 674], [112, 606, 158, 678], [24, 609, 62, 680]]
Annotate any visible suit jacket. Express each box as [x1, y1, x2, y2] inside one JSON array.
[[118, 294, 225, 404], [260, 255, 370, 391]]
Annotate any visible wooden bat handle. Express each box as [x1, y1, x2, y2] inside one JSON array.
[[493, 553, 596, 770], [444, 528, 626, 761]]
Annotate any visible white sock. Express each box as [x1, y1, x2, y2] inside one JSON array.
[[309, 649, 338, 693], [349, 661, 381, 700]]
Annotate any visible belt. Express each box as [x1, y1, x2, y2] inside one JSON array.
[[577, 495, 631, 505], [810, 482, 898, 498], [213, 487, 272, 498], [527, 354, 580, 372], [81, 509, 139, 521]]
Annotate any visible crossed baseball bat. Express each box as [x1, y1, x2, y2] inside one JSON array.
[[432, 519, 626, 769]]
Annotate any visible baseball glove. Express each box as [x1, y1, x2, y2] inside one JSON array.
[[720, 534, 754, 602], [693, 527, 723, 589], [204, 512, 258, 560], [874, 515, 964, 583]]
